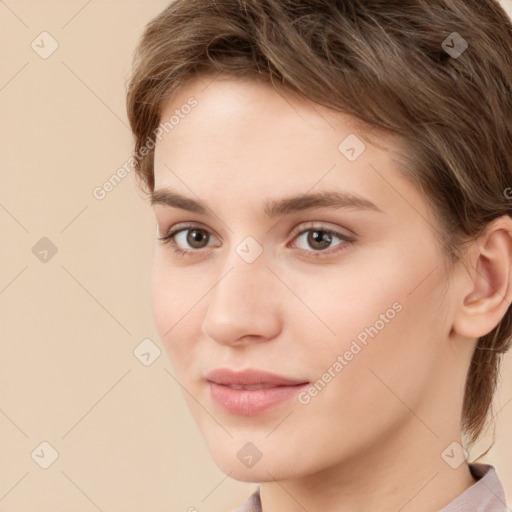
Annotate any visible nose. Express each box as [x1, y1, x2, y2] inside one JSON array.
[[202, 252, 282, 346]]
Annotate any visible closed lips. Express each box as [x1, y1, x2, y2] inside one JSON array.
[[205, 368, 309, 387], [225, 383, 304, 389]]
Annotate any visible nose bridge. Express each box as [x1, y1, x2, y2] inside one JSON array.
[[202, 240, 281, 344], [211, 247, 271, 315], [213, 233, 270, 302]]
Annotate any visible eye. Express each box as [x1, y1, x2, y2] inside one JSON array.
[[157, 224, 219, 256], [289, 224, 354, 258]]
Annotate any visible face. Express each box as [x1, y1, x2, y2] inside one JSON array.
[[151, 75, 460, 482]]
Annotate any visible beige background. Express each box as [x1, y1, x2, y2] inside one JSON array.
[[1, 1, 511, 511]]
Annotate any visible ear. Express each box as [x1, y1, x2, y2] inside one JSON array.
[[452, 216, 512, 339]]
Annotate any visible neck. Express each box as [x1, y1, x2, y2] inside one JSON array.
[[259, 419, 476, 512]]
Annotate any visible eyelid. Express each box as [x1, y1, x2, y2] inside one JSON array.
[[288, 220, 355, 240]]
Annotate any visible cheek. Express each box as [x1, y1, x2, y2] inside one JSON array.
[[284, 252, 404, 352], [291, 240, 446, 382], [150, 255, 200, 366], [302, 256, 447, 432], [150, 258, 174, 337]]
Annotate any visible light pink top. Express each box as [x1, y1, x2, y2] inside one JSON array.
[[234, 463, 509, 512]]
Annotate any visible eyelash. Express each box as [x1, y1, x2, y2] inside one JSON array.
[[157, 222, 355, 260]]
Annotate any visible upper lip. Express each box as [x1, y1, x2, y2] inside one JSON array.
[[206, 368, 309, 386]]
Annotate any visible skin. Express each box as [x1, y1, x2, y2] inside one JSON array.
[[150, 74, 512, 512]]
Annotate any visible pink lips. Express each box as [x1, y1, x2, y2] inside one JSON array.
[[205, 368, 309, 416]]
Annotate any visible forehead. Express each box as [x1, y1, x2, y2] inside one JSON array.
[[152, 75, 423, 221], [159, 73, 341, 132], [157, 76, 384, 167]]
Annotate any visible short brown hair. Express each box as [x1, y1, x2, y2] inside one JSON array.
[[126, 0, 512, 450]]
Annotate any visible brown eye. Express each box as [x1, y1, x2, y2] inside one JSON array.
[[158, 225, 217, 255], [186, 228, 210, 249], [291, 225, 353, 258], [307, 230, 333, 251]]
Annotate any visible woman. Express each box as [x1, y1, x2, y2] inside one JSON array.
[[126, 1, 512, 510]]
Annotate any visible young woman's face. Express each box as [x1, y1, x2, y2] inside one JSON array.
[[151, 75, 466, 481]]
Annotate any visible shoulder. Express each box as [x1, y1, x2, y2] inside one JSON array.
[[439, 463, 509, 511]]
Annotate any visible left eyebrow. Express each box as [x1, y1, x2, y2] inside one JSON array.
[[150, 188, 384, 216]]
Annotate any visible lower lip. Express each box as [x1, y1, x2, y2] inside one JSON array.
[[208, 382, 309, 416]]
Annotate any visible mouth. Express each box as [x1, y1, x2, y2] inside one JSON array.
[[204, 367, 309, 415], [207, 380, 310, 416], [205, 367, 308, 387], [221, 383, 301, 390]]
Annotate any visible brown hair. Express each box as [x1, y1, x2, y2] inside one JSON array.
[[126, 0, 512, 451]]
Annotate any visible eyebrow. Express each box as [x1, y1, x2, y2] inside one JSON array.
[[150, 188, 383, 217]]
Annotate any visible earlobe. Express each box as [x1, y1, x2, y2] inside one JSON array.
[[452, 216, 512, 339]]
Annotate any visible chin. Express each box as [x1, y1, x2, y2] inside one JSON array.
[[216, 460, 295, 483], [206, 441, 301, 482]]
